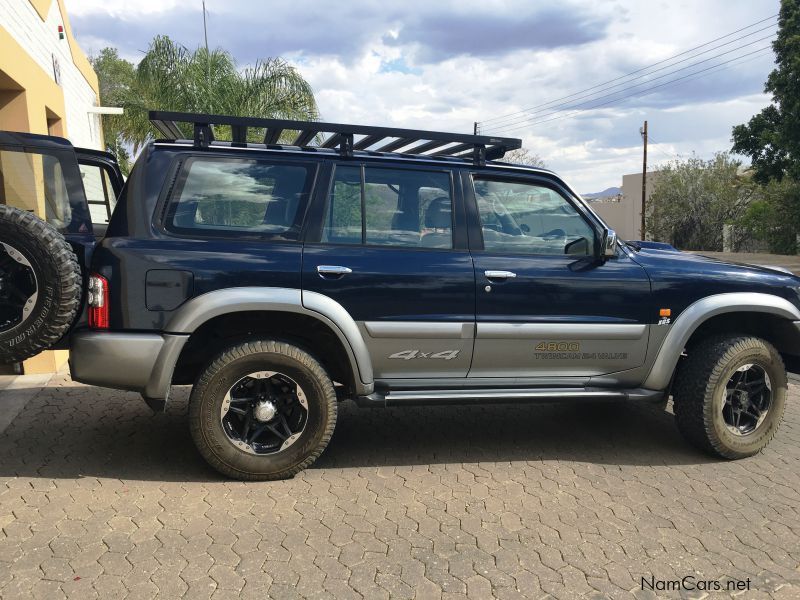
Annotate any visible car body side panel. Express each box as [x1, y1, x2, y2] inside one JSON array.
[[469, 253, 653, 377], [91, 237, 304, 330], [462, 169, 654, 379], [301, 245, 476, 378], [631, 249, 800, 317]]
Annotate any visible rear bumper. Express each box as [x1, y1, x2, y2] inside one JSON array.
[[69, 331, 188, 400]]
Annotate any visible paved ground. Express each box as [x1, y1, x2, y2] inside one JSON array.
[[0, 372, 799, 599]]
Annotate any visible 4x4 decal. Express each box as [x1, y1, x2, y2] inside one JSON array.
[[388, 349, 461, 361]]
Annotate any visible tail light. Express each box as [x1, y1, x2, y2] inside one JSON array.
[[87, 274, 109, 329]]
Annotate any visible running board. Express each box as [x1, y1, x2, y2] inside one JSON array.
[[355, 387, 663, 407]]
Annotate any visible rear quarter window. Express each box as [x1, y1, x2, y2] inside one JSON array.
[[163, 156, 315, 240]]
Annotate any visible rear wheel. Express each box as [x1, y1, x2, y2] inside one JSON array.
[[672, 335, 786, 459], [0, 205, 81, 363], [189, 339, 337, 480]]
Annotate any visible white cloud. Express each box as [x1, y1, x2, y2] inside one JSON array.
[[65, 0, 185, 16], [64, 0, 778, 191]]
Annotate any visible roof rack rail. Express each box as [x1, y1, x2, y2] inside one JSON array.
[[148, 110, 521, 164]]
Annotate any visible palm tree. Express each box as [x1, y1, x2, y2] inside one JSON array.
[[104, 36, 319, 152]]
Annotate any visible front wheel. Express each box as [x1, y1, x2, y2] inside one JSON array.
[[672, 334, 787, 459], [189, 339, 337, 480]]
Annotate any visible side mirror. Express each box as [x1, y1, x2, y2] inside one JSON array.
[[565, 237, 590, 256], [602, 229, 617, 258]]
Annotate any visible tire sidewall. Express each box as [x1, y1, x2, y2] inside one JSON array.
[[707, 343, 786, 456], [0, 226, 59, 350], [191, 347, 333, 477]]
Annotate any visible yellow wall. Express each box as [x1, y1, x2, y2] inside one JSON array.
[[0, 26, 68, 137]]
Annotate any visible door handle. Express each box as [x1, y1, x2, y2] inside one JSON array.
[[484, 270, 517, 281], [317, 265, 353, 279]]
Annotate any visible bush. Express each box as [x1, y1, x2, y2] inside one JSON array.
[[649, 153, 753, 251], [737, 178, 800, 254]]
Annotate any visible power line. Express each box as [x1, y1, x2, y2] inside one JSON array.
[[492, 45, 774, 134], [647, 135, 680, 162], [479, 13, 777, 128], [477, 13, 778, 130], [480, 24, 776, 131], [483, 33, 775, 133], [488, 45, 774, 134]]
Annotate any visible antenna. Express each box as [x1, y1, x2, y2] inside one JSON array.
[[202, 1, 209, 54], [640, 120, 648, 240]]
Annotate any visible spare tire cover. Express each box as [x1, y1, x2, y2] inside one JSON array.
[[0, 204, 82, 364]]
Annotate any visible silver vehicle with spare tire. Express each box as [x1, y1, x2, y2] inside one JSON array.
[[1, 112, 799, 480]]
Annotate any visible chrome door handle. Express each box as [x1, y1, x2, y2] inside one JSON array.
[[317, 265, 353, 278], [484, 270, 517, 281]]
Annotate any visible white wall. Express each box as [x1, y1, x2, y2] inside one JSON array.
[[590, 171, 660, 241], [0, 0, 102, 149]]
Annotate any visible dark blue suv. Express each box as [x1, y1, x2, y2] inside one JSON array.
[[1, 112, 799, 480]]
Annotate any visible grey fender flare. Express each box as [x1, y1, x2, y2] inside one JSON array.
[[164, 287, 374, 393], [643, 292, 800, 390]]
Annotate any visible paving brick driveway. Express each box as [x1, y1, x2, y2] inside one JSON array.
[[0, 372, 799, 599]]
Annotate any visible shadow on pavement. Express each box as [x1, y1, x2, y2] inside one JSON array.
[[0, 382, 718, 482]]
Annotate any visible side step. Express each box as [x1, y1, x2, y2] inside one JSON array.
[[355, 387, 663, 407]]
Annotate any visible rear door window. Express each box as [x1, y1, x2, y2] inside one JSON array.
[[164, 156, 315, 240], [80, 162, 117, 226], [321, 164, 453, 249], [0, 147, 91, 234]]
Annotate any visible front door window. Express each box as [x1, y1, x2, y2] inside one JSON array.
[[474, 179, 595, 255]]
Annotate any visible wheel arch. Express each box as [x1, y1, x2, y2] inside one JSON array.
[[643, 292, 800, 390], [165, 287, 373, 395]]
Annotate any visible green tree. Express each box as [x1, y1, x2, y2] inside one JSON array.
[[92, 36, 318, 159], [649, 153, 754, 251], [731, 0, 800, 183], [737, 178, 800, 254], [89, 48, 135, 174]]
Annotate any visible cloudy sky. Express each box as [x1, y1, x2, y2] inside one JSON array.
[[64, 0, 779, 193]]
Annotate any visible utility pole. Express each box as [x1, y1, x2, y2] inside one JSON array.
[[473, 122, 478, 135], [639, 120, 648, 240]]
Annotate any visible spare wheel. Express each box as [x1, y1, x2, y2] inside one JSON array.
[[0, 204, 82, 364]]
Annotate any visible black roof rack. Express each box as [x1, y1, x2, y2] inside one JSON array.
[[148, 110, 521, 164]]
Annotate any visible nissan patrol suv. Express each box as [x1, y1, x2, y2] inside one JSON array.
[[1, 111, 799, 480]]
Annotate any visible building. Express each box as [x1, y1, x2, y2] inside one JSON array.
[[591, 171, 661, 241], [1, 0, 104, 373]]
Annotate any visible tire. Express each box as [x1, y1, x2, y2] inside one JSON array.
[[0, 205, 81, 364], [189, 339, 337, 480], [672, 334, 787, 459]]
